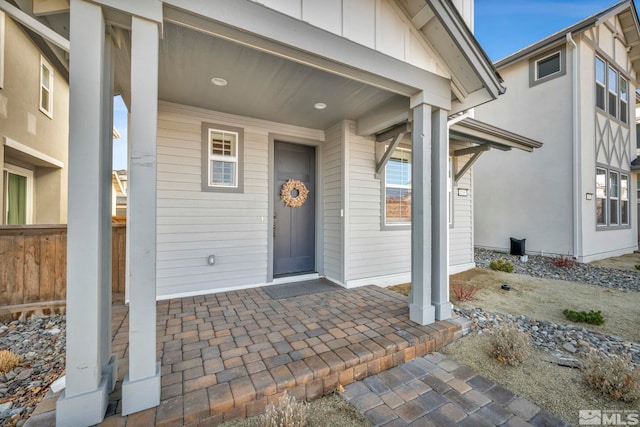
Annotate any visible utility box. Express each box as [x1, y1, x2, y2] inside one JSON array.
[[510, 238, 526, 256]]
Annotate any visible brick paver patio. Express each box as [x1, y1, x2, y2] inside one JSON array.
[[27, 284, 466, 426]]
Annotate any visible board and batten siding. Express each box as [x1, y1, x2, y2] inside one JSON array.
[[322, 122, 344, 283], [251, 0, 449, 80], [156, 101, 323, 298]]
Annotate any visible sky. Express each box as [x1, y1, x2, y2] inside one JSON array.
[[111, 0, 632, 169], [475, 0, 630, 61]]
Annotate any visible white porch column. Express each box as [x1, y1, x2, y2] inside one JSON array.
[[409, 100, 436, 325], [121, 15, 161, 415], [56, 1, 116, 425], [431, 109, 452, 320]]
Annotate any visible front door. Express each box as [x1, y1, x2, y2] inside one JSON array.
[[274, 142, 315, 277]]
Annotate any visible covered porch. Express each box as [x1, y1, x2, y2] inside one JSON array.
[[0, 0, 506, 424]]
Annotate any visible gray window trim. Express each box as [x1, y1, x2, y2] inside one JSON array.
[[595, 163, 631, 231], [529, 46, 566, 87], [201, 122, 244, 193]]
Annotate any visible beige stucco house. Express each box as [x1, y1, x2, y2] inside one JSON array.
[[475, 0, 640, 262], [1, 0, 544, 424], [0, 9, 68, 225]]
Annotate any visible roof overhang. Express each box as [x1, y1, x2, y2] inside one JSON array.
[[450, 117, 543, 152], [495, 1, 640, 76]]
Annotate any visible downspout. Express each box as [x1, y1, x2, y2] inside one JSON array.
[[567, 32, 582, 259]]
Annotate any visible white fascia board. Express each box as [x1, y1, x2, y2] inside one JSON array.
[[0, 0, 69, 52], [3, 136, 64, 168], [162, 0, 451, 108]]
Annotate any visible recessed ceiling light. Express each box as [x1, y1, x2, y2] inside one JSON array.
[[211, 77, 228, 86], [314, 102, 327, 110]]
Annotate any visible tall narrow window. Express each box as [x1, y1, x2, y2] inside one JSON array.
[[607, 66, 618, 117], [208, 129, 238, 187], [39, 57, 54, 117], [385, 148, 412, 225], [595, 57, 606, 110], [620, 174, 629, 225], [596, 167, 607, 225], [619, 77, 628, 124], [609, 170, 619, 225], [3, 165, 33, 225]]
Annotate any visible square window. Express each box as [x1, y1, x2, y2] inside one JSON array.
[[536, 52, 561, 80]]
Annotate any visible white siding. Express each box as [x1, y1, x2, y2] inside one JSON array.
[[322, 122, 343, 283], [156, 101, 323, 297], [252, 0, 449, 80], [450, 153, 474, 268]]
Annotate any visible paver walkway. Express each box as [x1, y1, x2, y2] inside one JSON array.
[[344, 352, 568, 426]]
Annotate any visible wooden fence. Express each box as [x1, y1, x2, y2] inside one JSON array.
[[0, 224, 126, 316]]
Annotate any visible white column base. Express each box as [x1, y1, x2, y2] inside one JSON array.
[[121, 362, 161, 416], [409, 303, 435, 325], [434, 301, 453, 321], [102, 354, 118, 393], [56, 376, 109, 426]]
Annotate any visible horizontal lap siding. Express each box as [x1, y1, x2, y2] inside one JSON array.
[[346, 122, 410, 281], [322, 123, 343, 282], [450, 156, 473, 268], [156, 102, 323, 297]]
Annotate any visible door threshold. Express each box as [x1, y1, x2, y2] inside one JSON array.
[[272, 273, 319, 285]]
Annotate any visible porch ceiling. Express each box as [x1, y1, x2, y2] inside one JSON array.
[[154, 22, 401, 130]]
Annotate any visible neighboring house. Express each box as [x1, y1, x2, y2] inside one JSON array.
[[5, 0, 540, 423], [111, 169, 127, 218], [474, 0, 640, 262], [0, 10, 68, 225]]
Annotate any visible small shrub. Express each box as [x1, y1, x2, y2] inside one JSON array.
[[489, 259, 514, 273], [0, 350, 22, 374], [563, 309, 605, 325], [635, 264, 640, 271], [260, 393, 307, 427], [491, 321, 531, 366], [451, 281, 480, 302], [551, 254, 577, 268], [583, 351, 640, 402]]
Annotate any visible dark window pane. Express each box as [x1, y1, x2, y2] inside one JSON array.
[[621, 200, 628, 225], [596, 85, 605, 110], [537, 52, 560, 79], [608, 92, 617, 116], [596, 198, 606, 225], [620, 101, 627, 123], [610, 199, 618, 225]]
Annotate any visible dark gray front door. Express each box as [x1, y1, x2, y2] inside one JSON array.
[[274, 142, 315, 277]]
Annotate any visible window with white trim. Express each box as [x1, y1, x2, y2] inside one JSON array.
[[596, 166, 629, 228], [201, 122, 244, 193], [595, 56, 628, 123], [0, 11, 5, 89], [39, 57, 53, 117], [3, 164, 33, 225], [535, 51, 561, 80], [384, 148, 411, 225]]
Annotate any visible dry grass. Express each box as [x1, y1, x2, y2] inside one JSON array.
[[583, 351, 640, 402], [491, 322, 531, 366], [0, 350, 22, 374], [551, 255, 578, 268], [260, 393, 307, 427]]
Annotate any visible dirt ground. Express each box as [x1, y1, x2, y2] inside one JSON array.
[[452, 268, 640, 342], [590, 252, 640, 272]]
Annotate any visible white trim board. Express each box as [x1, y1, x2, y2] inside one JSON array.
[[4, 136, 64, 168]]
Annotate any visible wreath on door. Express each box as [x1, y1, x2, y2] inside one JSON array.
[[280, 179, 309, 208]]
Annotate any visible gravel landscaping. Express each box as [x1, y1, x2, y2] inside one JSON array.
[[0, 315, 65, 426], [475, 248, 640, 292]]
